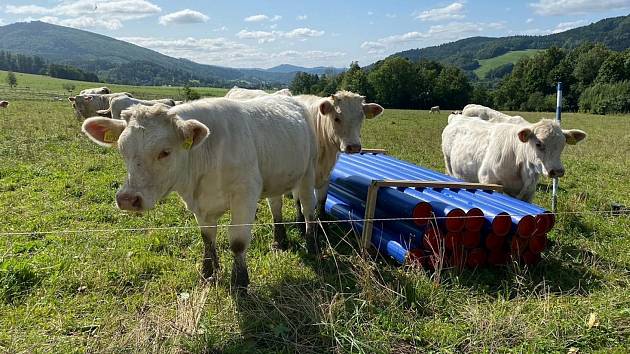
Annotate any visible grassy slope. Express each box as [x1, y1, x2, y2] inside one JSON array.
[[0, 70, 228, 101], [474, 49, 542, 79], [0, 82, 629, 353]]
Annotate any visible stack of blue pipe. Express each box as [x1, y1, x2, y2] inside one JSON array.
[[325, 152, 553, 267]]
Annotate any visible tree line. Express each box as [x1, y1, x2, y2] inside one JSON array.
[[290, 42, 630, 114], [0, 50, 99, 83]]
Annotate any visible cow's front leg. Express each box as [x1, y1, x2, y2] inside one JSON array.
[[294, 197, 306, 235], [315, 183, 329, 219], [268, 196, 287, 250], [297, 175, 318, 255], [198, 213, 221, 280], [229, 194, 258, 290]]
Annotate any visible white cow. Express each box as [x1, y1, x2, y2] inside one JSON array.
[[462, 104, 528, 124], [224, 86, 292, 100], [291, 91, 384, 232], [442, 117, 587, 201], [97, 96, 176, 120], [80, 87, 111, 95], [81, 95, 318, 288], [430, 106, 440, 114], [69, 93, 133, 120], [0, 101, 8, 108]]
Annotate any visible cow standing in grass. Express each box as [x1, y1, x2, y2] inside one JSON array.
[[81, 96, 318, 288], [442, 116, 587, 201], [69, 93, 133, 120], [289, 91, 384, 238], [430, 106, 440, 114]]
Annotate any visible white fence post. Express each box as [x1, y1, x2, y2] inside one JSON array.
[[552, 82, 562, 213]]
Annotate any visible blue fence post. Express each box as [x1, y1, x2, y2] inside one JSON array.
[[552, 82, 562, 213]]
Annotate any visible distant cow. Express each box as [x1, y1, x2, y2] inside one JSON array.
[[430, 106, 440, 114], [291, 91, 384, 232], [69, 93, 133, 120], [97, 96, 176, 120], [81, 95, 318, 288], [442, 117, 586, 201], [462, 104, 528, 124], [80, 87, 111, 95], [224, 86, 292, 100], [0, 101, 8, 108]]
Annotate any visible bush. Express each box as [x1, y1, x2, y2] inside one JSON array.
[[182, 85, 201, 101], [579, 81, 630, 114]]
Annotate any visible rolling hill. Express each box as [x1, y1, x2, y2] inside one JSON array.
[[387, 14, 630, 78], [0, 21, 340, 87], [473, 49, 542, 79]]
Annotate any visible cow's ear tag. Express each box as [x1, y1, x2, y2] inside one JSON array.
[[103, 130, 117, 143], [182, 137, 193, 150]]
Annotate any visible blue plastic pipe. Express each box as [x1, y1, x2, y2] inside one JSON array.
[[325, 194, 418, 264]]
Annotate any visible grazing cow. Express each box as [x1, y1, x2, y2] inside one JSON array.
[[442, 117, 587, 201], [225, 86, 292, 100], [69, 93, 133, 120], [430, 106, 440, 114], [81, 96, 318, 288], [290, 91, 384, 234], [97, 96, 176, 120], [462, 104, 528, 124], [0, 101, 8, 108], [80, 87, 111, 95]]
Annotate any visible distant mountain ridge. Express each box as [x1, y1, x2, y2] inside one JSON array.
[[383, 14, 630, 77], [0, 21, 343, 87]]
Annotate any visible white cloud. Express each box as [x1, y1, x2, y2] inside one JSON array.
[[360, 41, 388, 54], [415, 2, 466, 22], [526, 18, 534, 23], [0, 18, 5, 26], [530, 0, 630, 15], [159, 9, 208, 25], [269, 23, 278, 29], [367, 11, 374, 16], [5, 0, 161, 29], [297, 15, 308, 20], [386, 13, 397, 18], [236, 27, 324, 43], [214, 26, 228, 32], [244, 14, 281, 22], [117, 36, 345, 67]]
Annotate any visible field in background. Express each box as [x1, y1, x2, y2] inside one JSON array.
[[474, 49, 542, 79], [0, 82, 629, 353], [0, 70, 228, 101]]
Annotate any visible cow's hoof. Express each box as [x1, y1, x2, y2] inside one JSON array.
[[272, 225, 288, 251], [271, 240, 287, 251], [231, 266, 250, 290]]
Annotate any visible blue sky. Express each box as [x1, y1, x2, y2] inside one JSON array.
[[1, 1, 629, 68]]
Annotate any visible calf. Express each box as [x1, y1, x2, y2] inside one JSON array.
[[69, 92, 133, 120], [462, 104, 528, 124], [442, 117, 587, 201], [80, 87, 111, 95], [81, 96, 318, 288], [97, 96, 176, 120], [430, 106, 440, 114], [225, 86, 292, 100]]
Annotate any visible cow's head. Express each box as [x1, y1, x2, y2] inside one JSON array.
[[69, 95, 95, 119], [319, 91, 384, 154], [517, 119, 587, 178], [82, 104, 209, 212]]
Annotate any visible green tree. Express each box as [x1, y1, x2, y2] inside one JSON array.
[[6, 71, 17, 88], [340, 62, 372, 98], [182, 85, 200, 101], [289, 72, 320, 95], [434, 66, 472, 109], [367, 57, 419, 108]]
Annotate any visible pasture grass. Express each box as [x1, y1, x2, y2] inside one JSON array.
[[474, 49, 542, 79], [0, 83, 629, 353]]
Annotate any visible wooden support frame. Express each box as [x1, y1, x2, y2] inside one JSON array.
[[361, 179, 504, 252]]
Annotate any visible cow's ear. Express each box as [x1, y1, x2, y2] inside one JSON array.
[[563, 129, 587, 145], [178, 119, 210, 150], [68, 97, 76, 102], [84, 96, 93, 102], [363, 103, 383, 119], [82, 117, 127, 147], [319, 99, 335, 116], [517, 127, 533, 143]]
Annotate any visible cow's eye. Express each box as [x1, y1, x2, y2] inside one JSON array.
[[157, 150, 171, 160], [535, 142, 545, 151], [334, 116, 341, 123]]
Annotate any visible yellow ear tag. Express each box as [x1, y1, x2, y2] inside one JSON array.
[[103, 130, 117, 143], [182, 137, 193, 150]]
